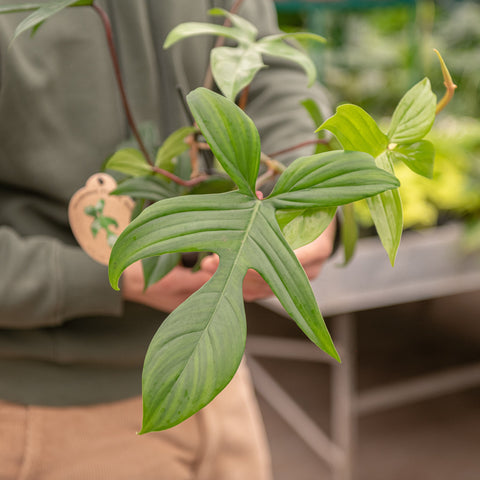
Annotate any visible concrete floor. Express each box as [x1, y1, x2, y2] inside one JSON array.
[[245, 290, 480, 480]]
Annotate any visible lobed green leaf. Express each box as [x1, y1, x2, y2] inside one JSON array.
[[107, 90, 405, 433], [108, 191, 340, 431]]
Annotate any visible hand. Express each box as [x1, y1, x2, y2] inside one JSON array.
[[121, 261, 213, 313], [201, 218, 337, 302]]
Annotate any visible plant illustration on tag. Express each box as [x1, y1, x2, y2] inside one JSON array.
[[68, 173, 134, 266]]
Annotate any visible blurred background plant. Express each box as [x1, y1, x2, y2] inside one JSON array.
[[275, 0, 480, 250]]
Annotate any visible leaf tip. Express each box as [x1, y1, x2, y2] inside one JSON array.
[[139, 406, 159, 435], [137, 425, 151, 435], [207, 7, 226, 16], [387, 245, 399, 267], [329, 344, 341, 363], [163, 31, 178, 50], [107, 260, 121, 291], [108, 276, 120, 292]]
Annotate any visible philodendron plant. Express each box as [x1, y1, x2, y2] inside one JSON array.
[[109, 87, 399, 432], [1, 1, 456, 433]]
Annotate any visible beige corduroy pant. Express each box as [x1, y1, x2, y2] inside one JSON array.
[[0, 362, 272, 480]]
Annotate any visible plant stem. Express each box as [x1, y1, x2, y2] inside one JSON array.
[[255, 153, 286, 189], [151, 166, 208, 187], [92, 2, 153, 166], [237, 85, 250, 111], [434, 49, 457, 115], [255, 170, 276, 190], [260, 152, 286, 172], [267, 138, 330, 158], [189, 138, 201, 178]]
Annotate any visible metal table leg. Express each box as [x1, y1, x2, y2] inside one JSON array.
[[331, 313, 356, 480]]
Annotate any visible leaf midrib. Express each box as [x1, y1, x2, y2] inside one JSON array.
[[163, 199, 261, 399]]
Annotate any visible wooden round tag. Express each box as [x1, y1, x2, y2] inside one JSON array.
[[68, 173, 135, 265]]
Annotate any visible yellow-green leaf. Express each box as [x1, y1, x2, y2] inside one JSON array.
[[318, 104, 388, 158]]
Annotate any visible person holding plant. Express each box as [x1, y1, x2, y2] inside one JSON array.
[[0, 0, 336, 479]]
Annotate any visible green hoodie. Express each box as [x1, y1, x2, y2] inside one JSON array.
[[0, 0, 330, 405]]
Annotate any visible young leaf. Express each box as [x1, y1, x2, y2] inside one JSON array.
[[318, 104, 388, 158], [390, 140, 435, 179], [387, 78, 437, 144], [211, 46, 265, 101], [142, 254, 181, 291], [186, 88, 260, 195], [0, 4, 43, 14], [366, 152, 403, 266], [104, 148, 152, 177], [163, 23, 246, 49], [255, 36, 317, 87], [276, 207, 336, 250], [271, 32, 326, 44], [155, 126, 198, 171], [208, 7, 258, 42], [164, 9, 258, 51], [9, 0, 93, 41]]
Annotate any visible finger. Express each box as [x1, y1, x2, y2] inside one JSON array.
[[242, 268, 273, 301], [200, 253, 220, 273], [295, 219, 336, 266]]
